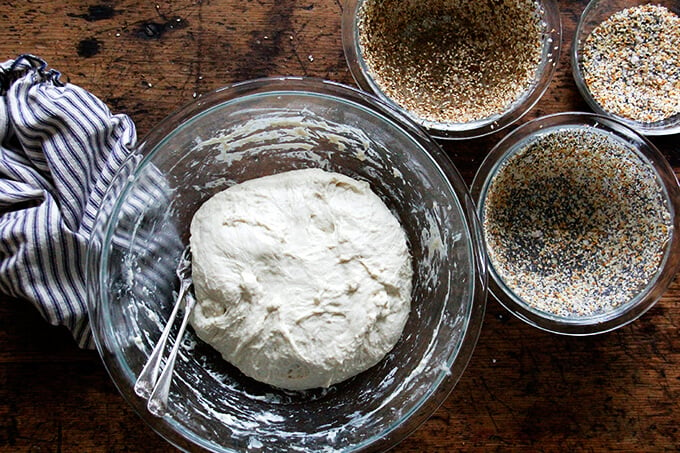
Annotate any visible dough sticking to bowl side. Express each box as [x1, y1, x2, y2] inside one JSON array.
[[189, 168, 413, 391]]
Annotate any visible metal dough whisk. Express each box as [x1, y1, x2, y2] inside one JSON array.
[[134, 245, 195, 417]]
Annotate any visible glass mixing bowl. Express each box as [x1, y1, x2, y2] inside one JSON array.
[[572, 0, 680, 135], [472, 112, 680, 335], [342, 0, 562, 140], [86, 78, 487, 452]]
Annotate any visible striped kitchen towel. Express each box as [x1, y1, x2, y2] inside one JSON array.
[[0, 55, 137, 349]]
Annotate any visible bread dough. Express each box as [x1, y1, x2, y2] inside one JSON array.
[[189, 168, 412, 390]]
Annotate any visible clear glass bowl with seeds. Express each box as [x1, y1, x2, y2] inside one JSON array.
[[342, 0, 562, 140], [572, 0, 680, 136], [471, 112, 680, 335]]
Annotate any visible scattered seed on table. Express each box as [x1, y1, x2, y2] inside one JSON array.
[[581, 4, 680, 123], [482, 127, 672, 318], [357, 0, 545, 124]]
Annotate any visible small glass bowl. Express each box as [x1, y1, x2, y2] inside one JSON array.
[[342, 0, 562, 140], [471, 112, 680, 335], [572, 0, 680, 136]]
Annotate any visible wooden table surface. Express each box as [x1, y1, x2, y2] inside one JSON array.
[[1, 0, 680, 451]]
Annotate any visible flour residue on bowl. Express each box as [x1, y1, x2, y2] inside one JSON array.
[[186, 109, 373, 183]]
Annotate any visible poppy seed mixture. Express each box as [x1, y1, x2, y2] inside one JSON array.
[[482, 127, 672, 318]]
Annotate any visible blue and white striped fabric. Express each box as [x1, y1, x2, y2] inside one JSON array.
[[0, 55, 136, 348]]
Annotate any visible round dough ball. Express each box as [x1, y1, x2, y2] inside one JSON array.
[[189, 168, 412, 390]]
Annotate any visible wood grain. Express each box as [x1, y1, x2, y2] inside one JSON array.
[[1, 0, 679, 451]]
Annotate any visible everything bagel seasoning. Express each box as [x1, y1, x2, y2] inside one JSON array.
[[581, 4, 680, 123], [357, 0, 545, 124], [482, 127, 672, 318]]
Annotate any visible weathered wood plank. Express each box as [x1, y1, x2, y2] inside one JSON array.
[[1, 0, 679, 451]]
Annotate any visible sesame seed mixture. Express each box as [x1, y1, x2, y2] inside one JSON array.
[[581, 4, 680, 123], [482, 127, 672, 318], [357, 0, 544, 124]]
